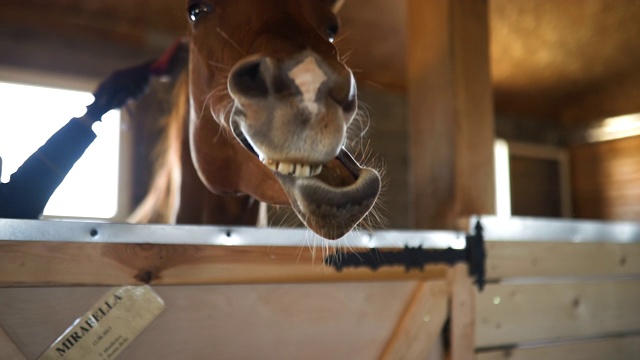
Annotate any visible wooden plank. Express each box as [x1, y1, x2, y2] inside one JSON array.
[[0, 287, 106, 360], [485, 241, 640, 280], [0, 325, 27, 360], [477, 334, 640, 360], [0, 241, 449, 286], [406, 0, 495, 229], [379, 281, 449, 359], [449, 264, 476, 360], [427, 339, 445, 360], [476, 280, 640, 347], [0, 283, 415, 360]]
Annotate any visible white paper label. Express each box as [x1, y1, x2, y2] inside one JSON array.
[[38, 285, 164, 360]]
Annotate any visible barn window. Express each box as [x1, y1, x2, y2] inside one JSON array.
[[493, 139, 512, 218], [0, 81, 126, 220], [494, 139, 572, 218]]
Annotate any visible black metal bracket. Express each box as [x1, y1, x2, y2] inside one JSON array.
[[325, 221, 486, 290]]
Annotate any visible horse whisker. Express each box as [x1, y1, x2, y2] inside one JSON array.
[[208, 60, 232, 70], [216, 26, 245, 55], [333, 29, 351, 44], [339, 49, 354, 63]]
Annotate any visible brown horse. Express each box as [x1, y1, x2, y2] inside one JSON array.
[[130, 0, 381, 240]]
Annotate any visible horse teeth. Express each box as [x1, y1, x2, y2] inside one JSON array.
[[263, 159, 278, 171], [294, 164, 311, 177], [278, 162, 295, 175], [262, 159, 322, 177]]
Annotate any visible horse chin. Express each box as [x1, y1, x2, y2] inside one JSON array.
[[274, 149, 381, 240]]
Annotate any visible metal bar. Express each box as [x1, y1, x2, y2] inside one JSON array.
[[325, 221, 486, 290], [0, 218, 464, 249], [471, 215, 640, 244]]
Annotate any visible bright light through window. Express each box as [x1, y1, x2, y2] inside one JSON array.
[[494, 139, 511, 218], [0, 81, 120, 219]]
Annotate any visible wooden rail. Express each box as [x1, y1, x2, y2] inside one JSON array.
[[477, 239, 640, 359], [0, 241, 451, 287], [0, 229, 474, 360]]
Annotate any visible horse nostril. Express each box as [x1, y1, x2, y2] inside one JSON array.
[[229, 59, 270, 98], [330, 73, 357, 115], [340, 91, 357, 114]]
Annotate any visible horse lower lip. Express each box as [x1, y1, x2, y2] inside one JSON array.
[[275, 167, 381, 239]]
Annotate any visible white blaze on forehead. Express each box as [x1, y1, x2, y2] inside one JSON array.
[[288, 56, 327, 115]]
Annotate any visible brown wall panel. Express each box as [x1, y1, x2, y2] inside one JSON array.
[[571, 136, 640, 220]]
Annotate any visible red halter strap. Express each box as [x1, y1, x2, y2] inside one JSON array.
[[150, 38, 189, 76]]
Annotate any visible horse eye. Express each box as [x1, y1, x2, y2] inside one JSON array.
[[188, 1, 213, 22], [326, 22, 340, 43]]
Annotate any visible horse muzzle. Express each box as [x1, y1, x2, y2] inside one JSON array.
[[227, 51, 381, 239]]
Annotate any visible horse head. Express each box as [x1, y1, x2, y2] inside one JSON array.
[[185, 0, 381, 239]]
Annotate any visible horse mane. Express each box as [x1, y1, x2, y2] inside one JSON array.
[[128, 70, 188, 224]]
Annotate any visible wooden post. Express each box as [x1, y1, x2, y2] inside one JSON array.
[[406, 0, 495, 229], [449, 264, 476, 360]]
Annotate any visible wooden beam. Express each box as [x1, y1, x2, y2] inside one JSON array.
[[485, 242, 640, 280], [379, 281, 449, 359], [449, 264, 476, 360], [0, 241, 449, 286], [561, 75, 640, 128], [406, 0, 495, 229]]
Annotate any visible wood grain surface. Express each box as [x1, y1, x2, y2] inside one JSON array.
[[0, 241, 450, 286]]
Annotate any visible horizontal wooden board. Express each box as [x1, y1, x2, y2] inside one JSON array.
[[477, 334, 640, 360], [485, 241, 640, 280], [0, 241, 449, 286], [0, 283, 416, 360], [476, 280, 640, 347]]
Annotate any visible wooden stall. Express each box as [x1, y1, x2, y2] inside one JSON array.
[[2, 216, 640, 359], [475, 216, 640, 359], [0, 219, 480, 360]]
